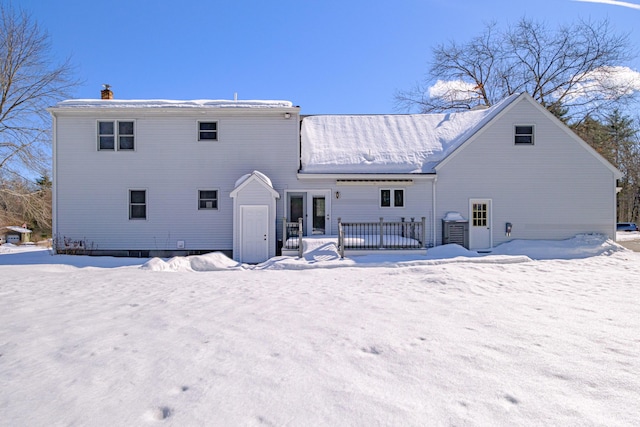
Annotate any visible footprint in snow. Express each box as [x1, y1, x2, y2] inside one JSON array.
[[168, 385, 189, 396], [361, 346, 382, 355], [504, 394, 519, 405], [145, 406, 172, 421]]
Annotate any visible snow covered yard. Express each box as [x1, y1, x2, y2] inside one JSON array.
[[1, 235, 639, 426]]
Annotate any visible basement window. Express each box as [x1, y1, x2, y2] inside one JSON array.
[[198, 121, 218, 141], [380, 189, 404, 208], [98, 120, 135, 150], [198, 190, 218, 210], [515, 125, 534, 145]]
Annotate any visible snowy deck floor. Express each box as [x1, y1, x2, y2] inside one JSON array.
[[282, 235, 426, 259]]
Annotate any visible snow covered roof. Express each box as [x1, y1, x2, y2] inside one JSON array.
[[231, 170, 280, 200], [52, 99, 294, 109], [300, 93, 521, 174], [1, 226, 32, 234], [234, 170, 274, 189]]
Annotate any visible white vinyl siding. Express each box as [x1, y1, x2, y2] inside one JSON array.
[[436, 97, 617, 246], [53, 110, 300, 251]]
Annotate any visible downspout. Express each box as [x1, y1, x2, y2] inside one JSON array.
[[614, 175, 621, 241], [50, 110, 58, 252], [432, 176, 437, 247]]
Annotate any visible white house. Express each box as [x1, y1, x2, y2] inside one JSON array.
[[49, 91, 621, 261], [49, 90, 301, 260]]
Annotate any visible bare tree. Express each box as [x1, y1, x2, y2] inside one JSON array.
[[395, 22, 502, 112], [0, 3, 77, 233], [395, 18, 639, 121], [0, 173, 51, 237]]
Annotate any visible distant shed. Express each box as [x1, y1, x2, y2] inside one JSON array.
[[0, 226, 32, 244]]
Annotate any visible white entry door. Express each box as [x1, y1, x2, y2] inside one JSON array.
[[469, 199, 492, 250], [240, 205, 269, 263]]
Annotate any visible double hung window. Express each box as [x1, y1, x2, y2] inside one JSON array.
[[129, 190, 146, 219], [98, 121, 135, 150]]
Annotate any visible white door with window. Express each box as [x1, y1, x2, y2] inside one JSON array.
[[240, 205, 269, 263], [287, 190, 331, 236], [469, 199, 492, 250]]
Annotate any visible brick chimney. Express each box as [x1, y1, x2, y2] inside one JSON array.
[[101, 84, 113, 100]]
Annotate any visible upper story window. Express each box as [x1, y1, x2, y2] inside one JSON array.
[[98, 121, 115, 150], [98, 120, 135, 150], [515, 125, 534, 145], [198, 121, 218, 141], [118, 121, 135, 150], [198, 190, 218, 210], [380, 189, 404, 208]]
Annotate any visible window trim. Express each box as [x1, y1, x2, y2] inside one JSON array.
[[97, 121, 115, 151], [198, 121, 218, 141], [98, 120, 136, 151], [514, 124, 534, 145], [129, 189, 147, 220], [118, 121, 135, 150], [198, 189, 219, 210], [380, 188, 405, 208]]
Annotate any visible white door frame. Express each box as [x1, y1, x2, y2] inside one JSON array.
[[469, 198, 492, 250], [284, 189, 332, 236]]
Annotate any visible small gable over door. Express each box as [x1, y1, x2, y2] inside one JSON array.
[[230, 171, 280, 263]]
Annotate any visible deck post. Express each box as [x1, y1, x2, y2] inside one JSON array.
[[282, 217, 287, 251], [421, 217, 426, 248], [379, 217, 384, 248], [298, 217, 303, 258], [338, 217, 344, 259]]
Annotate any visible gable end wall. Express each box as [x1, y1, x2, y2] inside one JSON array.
[[435, 98, 617, 246]]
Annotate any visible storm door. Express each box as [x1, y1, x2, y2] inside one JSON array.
[[312, 196, 326, 234]]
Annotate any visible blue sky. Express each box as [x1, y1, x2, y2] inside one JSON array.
[[16, 0, 640, 114]]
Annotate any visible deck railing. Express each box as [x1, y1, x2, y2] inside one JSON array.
[[337, 217, 426, 258], [282, 217, 304, 258], [283, 216, 426, 259]]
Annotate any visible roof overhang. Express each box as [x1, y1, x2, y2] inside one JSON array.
[[296, 173, 436, 184], [47, 103, 300, 118]]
